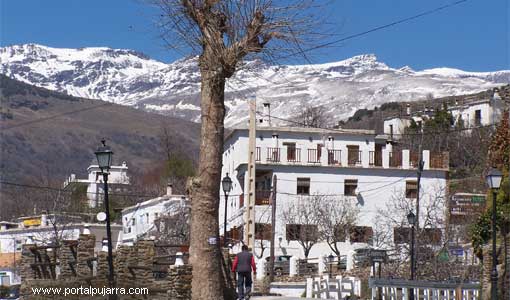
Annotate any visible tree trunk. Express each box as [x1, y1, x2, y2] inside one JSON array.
[[190, 65, 227, 300]]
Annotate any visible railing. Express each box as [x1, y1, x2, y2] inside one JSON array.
[[255, 147, 261, 162], [347, 150, 362, 166], [266, 147, 280, 163], [255, 190, 271, 205], [369, 151, 382, 167], [368, 278, 480, 300], [328, 150, 341, 166], [307, 149, 321, 163], [389, 151, 402, 168], [287, 148, 301, 163]]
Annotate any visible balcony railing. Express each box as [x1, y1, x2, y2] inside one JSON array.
[[307, 149, 321, 163], [347, 150, 362, 166], [255, 190, 271, 205], [287, 148, 301, 163], [389, 151, 402, 168], [252, 147, 448, 170], [369, 151, 382, 167], [328, 150, 341, 166], [266, 147, 280, 163]]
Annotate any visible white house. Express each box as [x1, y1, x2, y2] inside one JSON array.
[[63, 162, 130, 208], [220, 114, 449, 264], [383, 91, 506, 138], [120, 185, 189, 245]]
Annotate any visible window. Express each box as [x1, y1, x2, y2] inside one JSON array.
[[344, 179, 358, 196], [283, 142, 297, 161], [297, 178, 310, 195], [131, 218, 136, 226], [334, 225, 347, 242], [255, 223, 272, 240], [286, 224, 318, 241], [347, 145, 361, 165], [349, 226, 373, 243], [422, 228, 442, 246], [389, 124, 394, 136], [154, 213, 159, 220], [406, 180, 418, 198], [474, 109, 482, 125]]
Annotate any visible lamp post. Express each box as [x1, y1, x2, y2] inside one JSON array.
[[407, 210, 416, 300], [222, 173, 232, 246], [486, 168, 502, 300], [95, 139, 116, 299]]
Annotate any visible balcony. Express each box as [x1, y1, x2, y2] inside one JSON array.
[[253, 146, 448, 170]]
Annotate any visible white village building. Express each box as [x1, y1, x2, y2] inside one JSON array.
[[220, 106, 449, 264], [0, 213, 122, 285], [63, 162, 130, 208], [121, 184, 189, 245], [383, 91, 506, 138]]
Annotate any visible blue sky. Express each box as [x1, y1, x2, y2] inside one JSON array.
[[1, 0, 508, 71]]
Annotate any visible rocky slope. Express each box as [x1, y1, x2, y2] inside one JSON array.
[[1, 43, 509, 127]]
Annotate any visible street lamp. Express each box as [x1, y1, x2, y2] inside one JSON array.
[[486, 168, 502, 300], [95, 139, 116, 299], [222, 173, 232, 246], [407, 210, 416, 300]]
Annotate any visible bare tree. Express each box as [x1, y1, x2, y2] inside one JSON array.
[[317, 195, 359, 257], [281, 195, 322, 258], [290, 104, 331, 128], [151, 1, 329, 298]]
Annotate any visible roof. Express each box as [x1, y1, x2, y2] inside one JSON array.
[[0, 223, 121, 235], [121, 195, 188, 214], [225, 126, 376, 142]]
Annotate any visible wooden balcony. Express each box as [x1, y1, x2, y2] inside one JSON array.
[[347, 150, 362, 166], [255, 147, 261, 162], [389, 151, 402, 168], [287, 148, 301, 163]]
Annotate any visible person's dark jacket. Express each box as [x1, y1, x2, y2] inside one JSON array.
[[232, 250, 256, 273]]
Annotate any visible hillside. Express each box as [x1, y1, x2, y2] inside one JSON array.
[[0, 75, 200, 185], [2, 44, 509, 127]]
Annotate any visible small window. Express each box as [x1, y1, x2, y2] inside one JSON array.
[[389, 124, 394, 136], [344, 179, 358, 196], [474, 109, 482, 125], [297, 178, 310, 195], [131, 218, 136, 226], [146, 213, 149, 223], [349, 226, 373, 243], [406, 180, 418, 198], [154, 213, 159, 220]]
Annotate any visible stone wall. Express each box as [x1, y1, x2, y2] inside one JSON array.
[[18, 235, 193, 300]]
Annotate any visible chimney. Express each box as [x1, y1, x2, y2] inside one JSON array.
[[262, 102, 271, 127], [166, 183, 173, 196], [406, 104, 411, 116]]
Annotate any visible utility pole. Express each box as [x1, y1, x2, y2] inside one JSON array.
[[269, 175, 277, 283], [244, 98, 256, 249], [413, 134, 424, 281]]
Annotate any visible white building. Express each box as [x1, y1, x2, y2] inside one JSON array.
[[383, 91, 506, 138], [121, 185, 189, 245], [220, 121, 449, 263], [0, 213, 122, 285], [63, 162, 130, 208]]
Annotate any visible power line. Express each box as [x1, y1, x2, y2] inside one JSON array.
[[1, 103, 111, 130], [280, 0, 469, 59]]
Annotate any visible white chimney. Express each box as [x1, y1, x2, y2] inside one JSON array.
[[406, 104, 411, 116], [262, 102, 271, 127], [166, 183, 173, 196]]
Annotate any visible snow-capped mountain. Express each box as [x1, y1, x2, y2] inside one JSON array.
[[1, 43, 509, 127]]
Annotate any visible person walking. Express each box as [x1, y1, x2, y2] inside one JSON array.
[[231, 245, 257, 300]]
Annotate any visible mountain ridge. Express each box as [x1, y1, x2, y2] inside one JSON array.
[[2, 43, 509, 127]]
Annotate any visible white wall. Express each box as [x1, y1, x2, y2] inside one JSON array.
[[383, 118, 411, 138], [220, 128, 448, 262]]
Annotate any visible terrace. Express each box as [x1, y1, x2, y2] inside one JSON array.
[[254, 147, 448, 170]]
